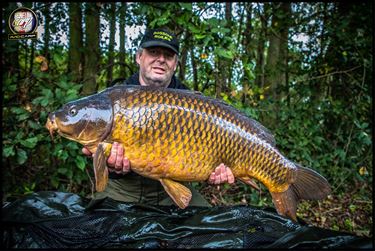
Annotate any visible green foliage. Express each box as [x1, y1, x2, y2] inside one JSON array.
[[265, 87, 372, 194], [2, 70, 91, 199]]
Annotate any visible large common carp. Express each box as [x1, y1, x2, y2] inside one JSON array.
[[45, 85, 331, 221]]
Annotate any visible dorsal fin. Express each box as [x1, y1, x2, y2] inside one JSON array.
[[247, 117, 276, 146]]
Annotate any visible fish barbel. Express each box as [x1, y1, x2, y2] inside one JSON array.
[[45, 85, 331, 221]]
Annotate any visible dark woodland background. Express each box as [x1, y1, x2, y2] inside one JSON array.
[[2, 2, 373, 236]]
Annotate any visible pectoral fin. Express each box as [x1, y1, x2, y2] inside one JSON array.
[[160, 178, 192, 209], [93, 142, 111, 192]]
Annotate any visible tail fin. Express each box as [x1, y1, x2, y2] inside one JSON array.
[[271, 164, 331, 221]]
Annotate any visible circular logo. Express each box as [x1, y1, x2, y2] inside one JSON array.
[[8, 7, 38, 34]]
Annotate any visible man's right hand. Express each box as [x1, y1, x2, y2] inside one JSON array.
[[82, 142, 131, 174]]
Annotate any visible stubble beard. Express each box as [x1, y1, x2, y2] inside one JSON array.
[[142, 71, 172, 88]]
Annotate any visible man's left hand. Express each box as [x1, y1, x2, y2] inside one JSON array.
[[208, 163, 235, 185]]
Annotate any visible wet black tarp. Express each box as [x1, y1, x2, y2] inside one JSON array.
[[1, 191, 373, 249]]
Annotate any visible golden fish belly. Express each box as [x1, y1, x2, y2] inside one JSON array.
[[108, 89, 294, 192]]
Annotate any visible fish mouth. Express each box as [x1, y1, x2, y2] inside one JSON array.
[[45, 114, 58, 140]]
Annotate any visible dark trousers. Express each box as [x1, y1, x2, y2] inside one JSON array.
[[92, 173, 211, 207]]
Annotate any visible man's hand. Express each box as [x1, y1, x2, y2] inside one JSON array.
[[82, 142, 131, 174], [106, 142, 131, 174], [208, 163, 235, 185]]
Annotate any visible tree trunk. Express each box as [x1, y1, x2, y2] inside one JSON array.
[[311, 2, 329, 102], [25, 3, 35, 76], [43, 2, 51, 63], [264, 2, 290, 100], [29, 40, 35, 75], [82, 3, 101, 95], [255, 3, 269, 88], [178, 46, 188, 83], [119, 2, 127, 78], [68, 2, 83, 83], [190, 47, 198, 91], [240, 2, 252, 105], [278, 2, 291, 97], [3, 2, 20, 79], [223, 2, 232, 92], [215, 2, 232, 98], [263, 2, 291, 127], [265, 3, 281, 99], [107, 2, 116, 86], [178, 30, 188, 83], [215, 60, 222, 98]]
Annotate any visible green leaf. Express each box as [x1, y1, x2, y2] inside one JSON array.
[[335, 149, 346, 160], [194, 33, 207, 40], [66, 89, 80, 102], [20, 137, 38, 148], [55, 88, 63, 100], [7, 84, 17, 92], [3, 145, 15, 157], [57, 149, 69, 161], [349, 204, 357, 213], [75, 156, 87, 171], [66, 168, 73, 179], [211, 27, 221, 33], [56, 80, 69, 90], [31, 97, 44, 105], [66, 142, 80, 150], [41, 98, 50, 107], [203, 36, 212, 47], [58, 167, 68, 174], [17, 113, 30, 121], [16, 131, 25, 140], [179, 3, 192, 10], [222, 28, 230, 34], [188, 24, 200, 33], [51, 176, 59, 188], [215, 48, 234, 59], [344, 218, 353, 230], [11, 107, 27, 114], [359, 132, 371, 146], [207, 17, 219, 27], [10, 107, 31, 121], [27, 120, 41, 130], [17, 148, 28, 165], [41, 88, 53, 99]]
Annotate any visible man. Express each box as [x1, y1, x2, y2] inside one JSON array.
[[83, 28, 234, 206]]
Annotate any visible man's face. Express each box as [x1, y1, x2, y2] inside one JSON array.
[[136, 47, 178, 87]]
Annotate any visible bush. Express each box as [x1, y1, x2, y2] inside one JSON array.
[[2, 73, 92, 200]]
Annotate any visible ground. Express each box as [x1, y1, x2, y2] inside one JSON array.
[[196, 179, 373, 238]]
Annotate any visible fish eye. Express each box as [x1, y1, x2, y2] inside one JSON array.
[[69, 108, 77, 116]]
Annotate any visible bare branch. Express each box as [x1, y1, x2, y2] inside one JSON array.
[[293, 65, 362, 83]]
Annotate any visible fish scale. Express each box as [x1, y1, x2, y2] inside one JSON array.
[[46, 85, 331, 221]]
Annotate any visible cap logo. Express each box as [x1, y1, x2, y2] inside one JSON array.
[[153, 31, 172, 41]]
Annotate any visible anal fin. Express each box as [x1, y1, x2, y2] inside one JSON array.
[[271, 188, 298, 222], [160, 178, 192, 209]]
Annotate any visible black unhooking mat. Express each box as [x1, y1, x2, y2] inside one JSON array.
[[1, 191, 372, 249]]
